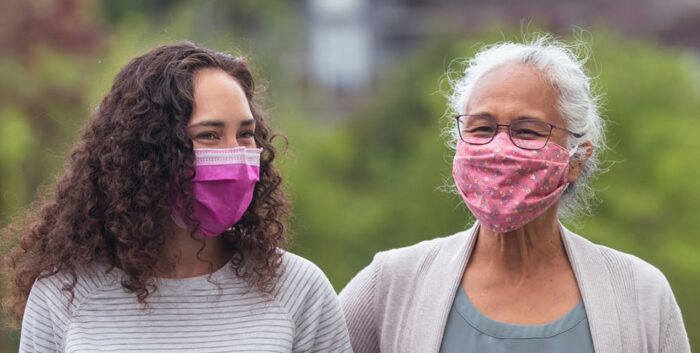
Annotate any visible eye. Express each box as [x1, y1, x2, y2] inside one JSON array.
[[470, 126, 494, 132], [512, 128, 547, 139], [196, 132, 219, 141], [239, 131, 255, 139], [510, 120, 551, 140], [465, 125, 495, 136]]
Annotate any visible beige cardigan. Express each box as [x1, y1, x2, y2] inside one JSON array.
[[339, 223, 691, 353]]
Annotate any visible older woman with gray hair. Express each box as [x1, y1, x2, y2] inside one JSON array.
[[339, 34, 690, 353]]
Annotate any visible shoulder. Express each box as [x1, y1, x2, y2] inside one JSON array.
[[277, 250, 332, 290], [569, 233, 689, 348], [338, 229, 472, 352], [23, 263, 118, 347], [339, 228, 472, 307], [565, 229, 675, 306], [28, 262, 118, 312], [276, 251, 352, 351], [274, 251, 337, 310], [598, 243, 670, 285], [596, 242, 674, 302], [371, 228, 473, 280]]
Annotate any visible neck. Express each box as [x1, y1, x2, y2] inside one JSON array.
[[470, 205, 568, 283], [157, 222, 233, 279]]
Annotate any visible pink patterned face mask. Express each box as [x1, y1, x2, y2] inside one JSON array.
[[171, 147, 261, 238], [452, 133, 575, 233]]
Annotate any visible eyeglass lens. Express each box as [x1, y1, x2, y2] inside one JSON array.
[[457, 115, 552, 150]]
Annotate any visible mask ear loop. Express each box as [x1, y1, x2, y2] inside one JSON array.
[[568, 145, 579, 157], [562, 145, 580, 186]]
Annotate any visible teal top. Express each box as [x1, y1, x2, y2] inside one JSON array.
[[439, 287, 595, 353]]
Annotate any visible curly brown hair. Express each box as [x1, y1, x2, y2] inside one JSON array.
[[2, 42, 290, 326]]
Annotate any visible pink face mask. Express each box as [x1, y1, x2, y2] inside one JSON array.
[[171, 147, 261, 238], [452, 133, 574, 233]]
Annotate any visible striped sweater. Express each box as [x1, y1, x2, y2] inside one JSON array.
[[20, 251, 352, 353]]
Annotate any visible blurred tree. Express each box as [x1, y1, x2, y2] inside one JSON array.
[[1, 1, 698, 350], [0, 1, 106, 349], [0, 0, 105, 219], [280, 31, 700, 349]]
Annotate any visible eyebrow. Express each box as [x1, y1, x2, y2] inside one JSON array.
[[188, 118, 256, 128], [469, 113, 545, 122], [188, 120, 225, 129], [514, 115, 544, 122]]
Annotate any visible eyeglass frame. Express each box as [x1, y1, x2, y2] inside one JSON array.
[[454, 114, 584, 150]]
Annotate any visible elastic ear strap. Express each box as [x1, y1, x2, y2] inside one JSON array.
[[568, 145, 579, 157]]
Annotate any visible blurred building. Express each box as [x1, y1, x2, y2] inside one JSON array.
[[307, 0, 373, 93], [305, 0, 700, 97]]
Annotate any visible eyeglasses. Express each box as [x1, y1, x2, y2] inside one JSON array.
[[455, 114, 583, 150]]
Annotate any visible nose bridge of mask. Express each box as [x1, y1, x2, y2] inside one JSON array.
[[491, 130, 512, 146], [193, 147, 262, 167]]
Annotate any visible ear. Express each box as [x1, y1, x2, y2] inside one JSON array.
[[567, 140, 593, 183]]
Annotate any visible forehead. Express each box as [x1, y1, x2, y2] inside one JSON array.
[[193, 67, 245, 95], [189, 68, 252, 125], [467, 63, 563, 125]]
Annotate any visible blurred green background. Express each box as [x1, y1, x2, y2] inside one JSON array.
[[1, 0, 699, 351]]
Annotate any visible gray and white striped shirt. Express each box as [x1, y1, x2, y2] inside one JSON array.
[[20, 251, 352, 353]]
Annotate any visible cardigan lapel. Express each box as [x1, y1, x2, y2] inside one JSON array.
[[405, 224, 622, 353], [408, 225, 478, 353], [560, 225, 623, 353]]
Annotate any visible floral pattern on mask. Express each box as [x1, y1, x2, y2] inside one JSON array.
[[452, 133, 571, 233]]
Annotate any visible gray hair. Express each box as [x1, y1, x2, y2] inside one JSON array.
[[445, 34, 606, 219]]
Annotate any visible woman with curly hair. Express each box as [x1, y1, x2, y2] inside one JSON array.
[[3, 42, 351, 352]]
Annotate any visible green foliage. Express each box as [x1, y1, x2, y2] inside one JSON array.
[[279, 31, 700, 348], [1, 2, 699, 351]]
